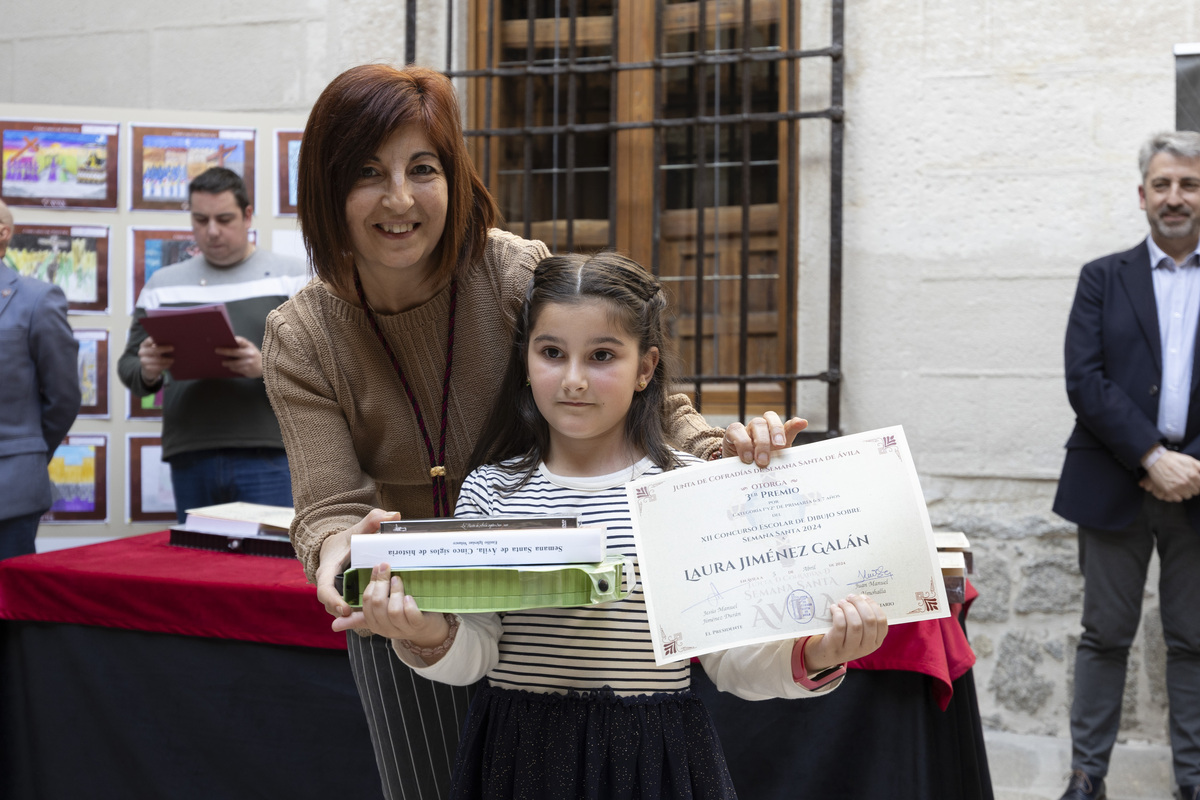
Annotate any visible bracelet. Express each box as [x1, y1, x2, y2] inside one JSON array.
[[791, 636, 846, 690], [399, 613, 459, 659]]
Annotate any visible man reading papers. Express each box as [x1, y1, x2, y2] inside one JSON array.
[[118, 168, 307, 521]]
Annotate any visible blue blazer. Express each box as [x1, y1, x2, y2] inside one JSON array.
[[0, 261, 81, 520], [1053, 240, 1200, 532]]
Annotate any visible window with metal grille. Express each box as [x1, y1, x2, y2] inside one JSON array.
[[1178, 43, 1200, 133], [408, 0, 843, 439]]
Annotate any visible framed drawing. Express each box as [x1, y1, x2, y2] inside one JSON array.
[[8, 224, 109, 313], [128, 227, 199, 309], [0, 118, 120, 210], [42, 434, 108, 523], [127, 226, 256, 309], [127, 387, 164, 420], [74, 329, 109, 419], [129, 123, 255, 212], [275, 129, 302, 216], [127, 434, 176, 523]]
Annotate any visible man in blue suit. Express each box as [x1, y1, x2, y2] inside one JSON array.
[[1054, 131, 1200, 800], [0, 198, 81, 559]]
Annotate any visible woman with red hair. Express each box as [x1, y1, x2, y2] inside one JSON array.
[[262, 63, 802, 798]]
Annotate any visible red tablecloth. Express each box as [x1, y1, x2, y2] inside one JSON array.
[[848, 580, 979, 710], [0, 532, 344, 650]]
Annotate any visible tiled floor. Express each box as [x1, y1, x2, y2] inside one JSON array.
[[985, 730, 1174, 800]]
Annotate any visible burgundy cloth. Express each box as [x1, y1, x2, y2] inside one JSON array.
[[847, 580, 979, 710], [0, 531, 344, 650]]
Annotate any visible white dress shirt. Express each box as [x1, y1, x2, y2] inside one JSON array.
[[1146, 234, 1200, 443]]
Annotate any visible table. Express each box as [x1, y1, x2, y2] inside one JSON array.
[[0, 532, 385, 800]]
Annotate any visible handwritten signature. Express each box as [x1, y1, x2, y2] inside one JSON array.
[[849, 566, 893, 585], [682, 581, 737, 614]]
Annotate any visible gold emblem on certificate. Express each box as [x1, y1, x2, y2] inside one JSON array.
[[627, 425, 948, 665]]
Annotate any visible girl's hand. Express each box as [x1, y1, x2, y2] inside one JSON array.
[[722, 411, 808, 467], [359, 563, 450, 646], [316, 508, 401, 631], [801, 594, 889, 670]]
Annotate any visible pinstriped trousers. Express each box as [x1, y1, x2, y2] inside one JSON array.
[[347, 631, 479, 800]]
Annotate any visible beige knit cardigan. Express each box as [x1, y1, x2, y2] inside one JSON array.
[[262, 229, 724, 582]]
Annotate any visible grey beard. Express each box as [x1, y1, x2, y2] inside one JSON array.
[[1152, 213, 1200, 242]]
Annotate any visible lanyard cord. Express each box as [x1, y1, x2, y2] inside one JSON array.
[[353, 268, 458, 517]]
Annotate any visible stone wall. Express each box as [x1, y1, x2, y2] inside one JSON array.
[[838, 1, 1194, 747], [926, 479, 1168, 742]]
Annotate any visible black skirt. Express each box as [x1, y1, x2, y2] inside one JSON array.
[[451, 684, 739, 800], [693, 663, 994, 800]]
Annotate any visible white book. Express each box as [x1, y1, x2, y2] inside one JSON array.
[[939, 550, 968, 603], [350, 527, 606, 569], [933, 530, 974, 573], [180, 502, 295, 536], [934, 531, 971, 551], [938, 550, 967, 575]]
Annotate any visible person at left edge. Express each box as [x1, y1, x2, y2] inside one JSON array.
[[117, 167, 308, 521], [0, 197, 81, 559]]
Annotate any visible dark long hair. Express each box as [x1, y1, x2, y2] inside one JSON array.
[[467, 252, 682, 490], [298, 63, 498, 293]]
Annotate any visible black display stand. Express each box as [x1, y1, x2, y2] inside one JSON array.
[[1, 621, 384, 800]]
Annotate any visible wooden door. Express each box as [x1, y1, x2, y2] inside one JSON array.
[[468, 0, 800, 416]]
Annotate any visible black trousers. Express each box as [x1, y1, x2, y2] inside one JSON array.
[[1070, 496, 1200, 786], [0, 510, 41, 560]]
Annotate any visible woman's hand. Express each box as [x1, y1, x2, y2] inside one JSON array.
[[316, 508, 401, 632], [801, 594, 889, 671], [722, 411, 808, 467], [359, 563, 450, 646]]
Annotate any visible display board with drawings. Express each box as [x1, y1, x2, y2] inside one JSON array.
[[0, 102, 307, 539]]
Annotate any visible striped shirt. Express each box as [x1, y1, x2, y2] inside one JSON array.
[[406, 455, 834, 703], [455, 454, 699, 696]]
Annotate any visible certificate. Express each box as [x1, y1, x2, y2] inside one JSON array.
[[626, 425, 948, 665]]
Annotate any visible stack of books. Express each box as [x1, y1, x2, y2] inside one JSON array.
[[341, 516, 626, 613], [169, 502, 296, 558], [933, 530, 972, 604]]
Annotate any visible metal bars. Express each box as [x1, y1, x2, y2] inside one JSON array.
[[414, 0, 843, 437]]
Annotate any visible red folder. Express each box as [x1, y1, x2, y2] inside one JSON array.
[[139, 304, 239, 380]]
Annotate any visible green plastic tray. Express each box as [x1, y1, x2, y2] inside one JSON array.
[[340, 556, 630, 612]]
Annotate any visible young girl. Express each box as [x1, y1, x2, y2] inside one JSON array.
[[358, 252, 888, 799]]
